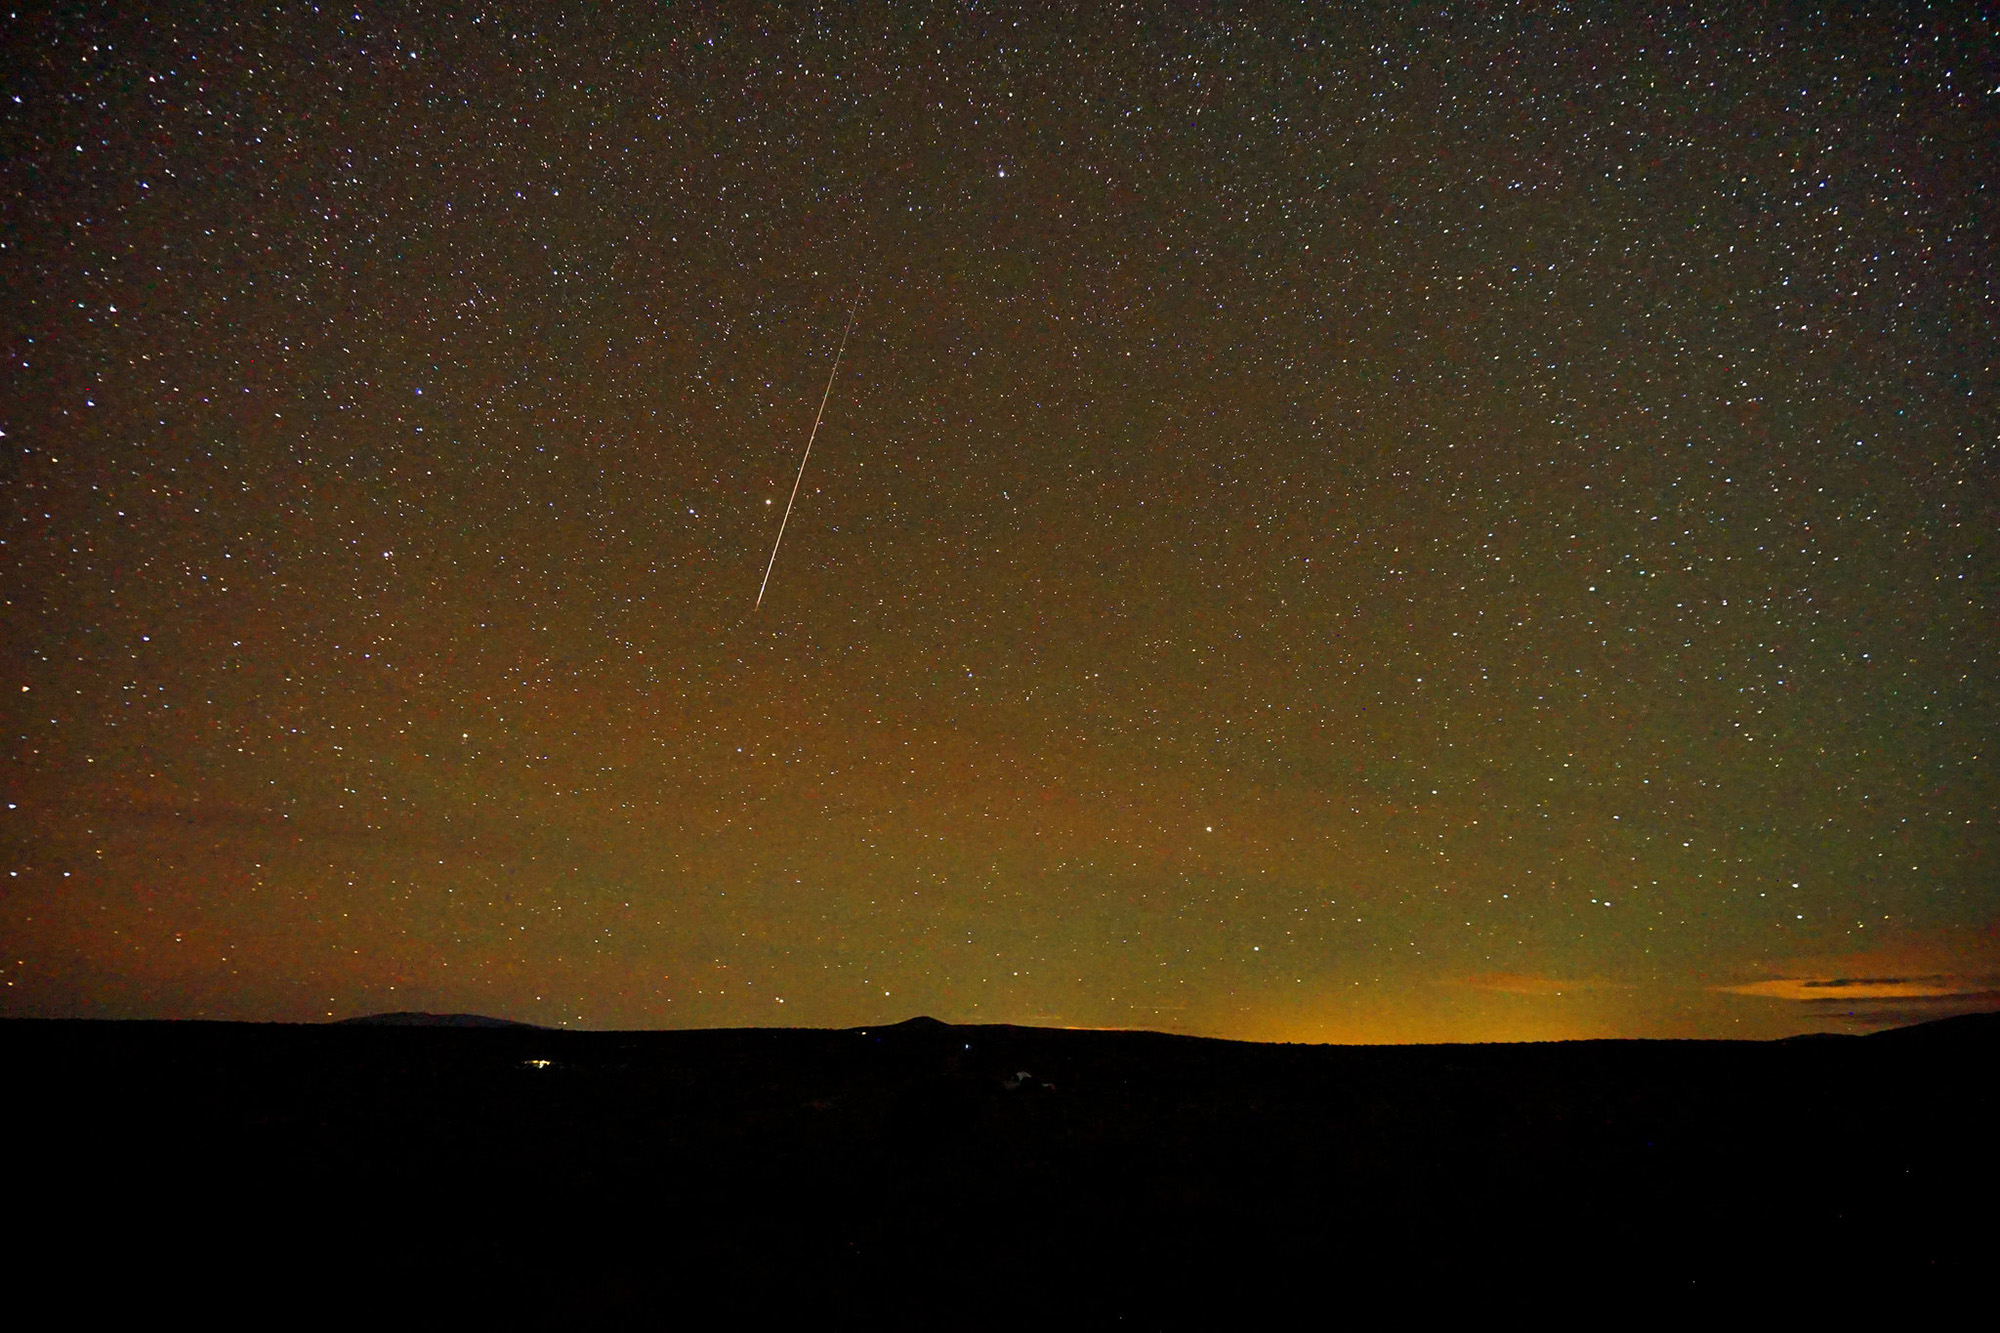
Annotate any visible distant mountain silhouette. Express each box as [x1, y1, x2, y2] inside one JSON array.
[[335, 1012, 541, 1029], [9, 1002, 1994, 1314], [1868, 1009, 2000, 1042], [884, 1015, 951, 1031], [853, 1015, 958, 1052], [1776, 1031, 1859, 1042]]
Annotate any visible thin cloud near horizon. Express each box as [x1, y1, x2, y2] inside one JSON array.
[[1717, 975, 1994, 1001]]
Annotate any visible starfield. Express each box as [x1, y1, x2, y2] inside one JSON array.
[[5, 1, 1993, 1039], [1, 0, 1994, 1313]]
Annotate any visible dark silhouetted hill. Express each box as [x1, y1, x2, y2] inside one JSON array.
[[4, 1011, 1991, 1320], [335, 1011, 541, 1028], [1867, 1008, 2000, 1042]]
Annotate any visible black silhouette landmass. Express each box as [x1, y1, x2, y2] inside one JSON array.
[[1864, 1008, 2000, 1043], [335, 1011, 543, 1028], [4, 1009, 1990, 1320]]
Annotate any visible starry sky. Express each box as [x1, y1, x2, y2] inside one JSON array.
[[5, 3, 1994, 1040]]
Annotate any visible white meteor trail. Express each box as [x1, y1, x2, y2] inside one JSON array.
[[756, 295, 861, 609]]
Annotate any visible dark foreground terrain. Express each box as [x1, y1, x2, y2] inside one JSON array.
[[6, 1012, 1993, 1320]]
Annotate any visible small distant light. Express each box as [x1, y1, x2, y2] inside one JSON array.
[[523, 1058, 552, 1070]]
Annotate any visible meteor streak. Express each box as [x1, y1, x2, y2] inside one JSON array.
[[756, 295, 862, 609]]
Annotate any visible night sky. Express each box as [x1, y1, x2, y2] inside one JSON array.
[[5, 4, 1994, 1040]]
